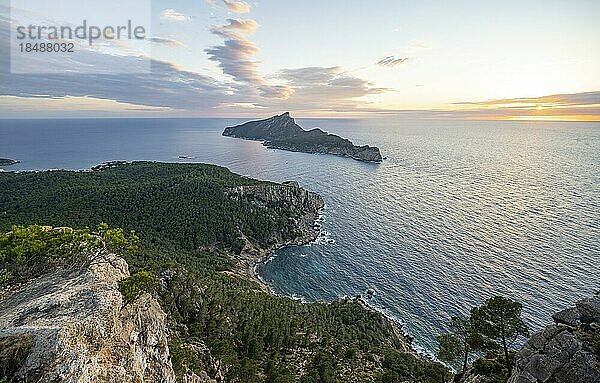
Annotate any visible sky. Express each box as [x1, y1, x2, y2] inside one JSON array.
[[1, 0, 599, 120]]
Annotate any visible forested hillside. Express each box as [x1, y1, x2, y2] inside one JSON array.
[[0, 162, 450, 382]]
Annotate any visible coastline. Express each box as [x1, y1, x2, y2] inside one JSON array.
[[244, 244, 428, 358], [7, 161, 425, 359], [238, 205, 424, 358], [247, 245, 440, 361], [238, 212, 322, 294]]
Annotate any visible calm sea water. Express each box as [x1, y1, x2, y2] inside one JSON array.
[[1, 117, 599, 354]]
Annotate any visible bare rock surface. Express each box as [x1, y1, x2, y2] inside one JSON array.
[[0, 255, 176, 383], [508, 295, 600, 383]]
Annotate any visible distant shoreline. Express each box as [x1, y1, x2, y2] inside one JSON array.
[[0, 158, 20, 166]]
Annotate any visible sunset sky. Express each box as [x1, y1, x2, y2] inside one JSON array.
[[1, 0, 599, 120]]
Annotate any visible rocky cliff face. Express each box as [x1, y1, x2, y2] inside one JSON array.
[[0, 255, 176, 383], [227, 182, 325, 256], [223, 112, 383, 162], [508, 294, 600, 383]]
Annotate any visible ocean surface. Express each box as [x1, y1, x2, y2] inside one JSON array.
[[1, 117, 599, 354]]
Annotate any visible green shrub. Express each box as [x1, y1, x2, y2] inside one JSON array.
[[0, 224, 137, 289], [472, 357, 508, 383], [118, 270, 159, 305]]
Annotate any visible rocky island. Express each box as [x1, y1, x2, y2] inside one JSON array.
[[0, 158, 20, 166], [223, 112, 383, 162]]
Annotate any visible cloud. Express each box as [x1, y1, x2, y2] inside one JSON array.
[[150, 37, 185, 48], [409, 41, 432, 50], [160, 9, 191, 23], [210, 18, 259, 39], [277, 67, 388, 96], [206, 18, 292, 99], [205, 38, 259, 83], [268, 67, 389, 112], [0, 60, 233, 112], [217, 102, 267, 109], [206, 0, 251, 14], [438, 91, 600, 121], [0, 18, 234, 112], [454, 91, 600, 107], [222, 0, 251, 14], [376, 56, 411, 67]]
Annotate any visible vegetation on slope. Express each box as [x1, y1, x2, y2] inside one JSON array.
[[436, 296, 529, 383], [0, 162, 450, 383], [0, 223, 137, 290]]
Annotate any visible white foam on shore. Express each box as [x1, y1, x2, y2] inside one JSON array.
[[313, 230, 335, 245]]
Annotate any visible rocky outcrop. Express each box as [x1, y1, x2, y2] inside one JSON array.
[[223, 112, 383, 162], [227, 182, 325, 253], [457, 368, 489, 383], [0, 158, 20, 166], [0, 255, 176, 383], [508, 294, 600, 383]]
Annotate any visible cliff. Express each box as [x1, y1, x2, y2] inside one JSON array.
[[507, 294, 600, 383], [0, 253, 176, 383], [226, 182, 325, 284], [222, 112, 383, 162]]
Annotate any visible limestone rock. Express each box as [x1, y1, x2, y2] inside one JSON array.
[[508, 295, 600, 383], [577, 296, 600, 324], [552, 307, 581, 328], [0, 255, 176, 383], [458, 368, 489, 383]]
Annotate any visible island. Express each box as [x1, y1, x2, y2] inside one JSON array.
[[0, 158, 20, 166], [222, 112, 383, 162]]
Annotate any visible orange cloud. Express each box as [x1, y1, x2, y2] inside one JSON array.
[[451, 91, 600, 121]]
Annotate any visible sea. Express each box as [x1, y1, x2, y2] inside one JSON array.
[[1, 117, 599, 354]]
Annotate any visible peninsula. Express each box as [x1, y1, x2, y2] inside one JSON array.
[[0, 158, 20, 166], [0, 162, 446, 382], [223, 112, 383, 162]]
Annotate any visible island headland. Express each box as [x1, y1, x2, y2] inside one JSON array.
[[223, 112, 383, 162], [0, 158, 20, 166]]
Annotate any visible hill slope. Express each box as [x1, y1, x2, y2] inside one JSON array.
[[0, 162, 448, 382]]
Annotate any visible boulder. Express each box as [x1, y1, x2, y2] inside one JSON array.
[[552, 307, 581, 327], [576, 296, 600, 324], [508, 297, 600, 383]]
